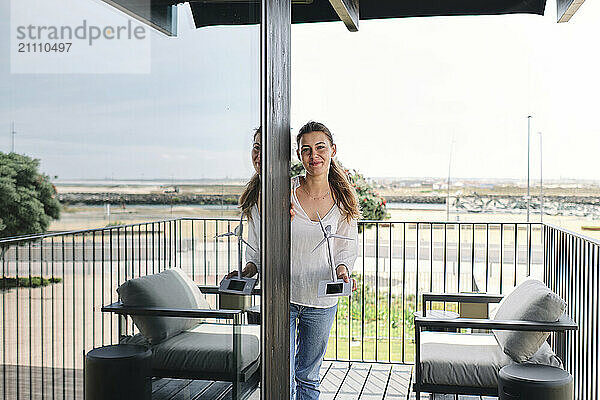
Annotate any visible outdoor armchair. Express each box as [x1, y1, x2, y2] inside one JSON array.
[[413, 280, 577, 398], [101, 268, 260, 400]]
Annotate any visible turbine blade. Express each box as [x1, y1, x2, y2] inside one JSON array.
[[241, 239, 256, 253], [238, 213, 244, 235], [311, 238, 327, 253], [316, 212, 327, 234], [215, 232, 234, 238], [331, 234, 354, 241]]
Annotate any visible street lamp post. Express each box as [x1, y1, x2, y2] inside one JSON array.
[[447, 139, 455, 221], [10, 122, 16, 153], [539, 131, 543, 223], [527, 116, 531, 222]]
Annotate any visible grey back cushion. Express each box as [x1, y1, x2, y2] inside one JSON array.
[[493, 279, 566, 362], [117, 268, 211, 345]]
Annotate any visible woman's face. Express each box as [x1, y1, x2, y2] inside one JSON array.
[[297, 131, 336, 177], [252, 132, 261, 174]]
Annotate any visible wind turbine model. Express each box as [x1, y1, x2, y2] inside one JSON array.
[[312, 212, 354, 297], [216, 213, 258, 295]]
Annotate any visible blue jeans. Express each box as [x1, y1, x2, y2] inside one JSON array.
[[290, 303, 337, 400]]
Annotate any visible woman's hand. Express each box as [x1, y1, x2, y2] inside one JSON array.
[[225, 270, 238, 279], [336, 265, 357, 292], [225, 263, 258, 280], [290, 202, 296, 221]]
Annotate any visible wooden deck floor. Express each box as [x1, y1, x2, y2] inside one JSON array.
[[151, 361, 498, 400], [1, 363, 498, 400]]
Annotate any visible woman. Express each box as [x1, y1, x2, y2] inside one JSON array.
[[289, 121, 359, 400], [227, 122, 359, 400], [229, 128, 262, 277]]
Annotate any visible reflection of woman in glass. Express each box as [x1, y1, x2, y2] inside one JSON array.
[[226, 128, 262, 279], [290, 121, 359, 400]]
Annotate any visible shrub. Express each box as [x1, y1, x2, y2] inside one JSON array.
[[0, 152, 60, 238], [0, 276, 62, 290]]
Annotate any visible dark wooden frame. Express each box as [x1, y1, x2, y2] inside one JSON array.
[[99, 0, 177, 36], [414, 292, 578, 398], [101, 286, 260, 400], [260, 0, 292, 398]]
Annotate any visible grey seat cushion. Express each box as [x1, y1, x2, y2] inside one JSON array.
[[420, 332, 562, 388], [493, 279, 566, 362], [117, 268, 211, 345], [122, 323, 260, 375]]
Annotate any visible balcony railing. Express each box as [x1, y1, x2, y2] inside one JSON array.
[[0, 218, 596, 399], [543, 224, 600, 400], [326, 221, 544, 364]]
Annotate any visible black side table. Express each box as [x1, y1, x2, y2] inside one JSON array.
[[499, 364, 573, 400], [247, 305, 261, 325], [85, 344, 152, 400]]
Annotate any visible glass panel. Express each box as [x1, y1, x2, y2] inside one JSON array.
[[1, 1, 260, 398]]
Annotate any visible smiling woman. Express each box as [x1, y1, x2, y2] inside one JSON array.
[[295, 121, 359, 223], [240, 128, 262, 220], [227, 128, 262, 280], [289, 121, 359, 399]]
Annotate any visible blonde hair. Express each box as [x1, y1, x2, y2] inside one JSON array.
[[296, 121, 360, 222], [239, 129, 261, 219]]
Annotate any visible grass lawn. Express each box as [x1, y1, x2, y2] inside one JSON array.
[[325, 336, 415, 363]]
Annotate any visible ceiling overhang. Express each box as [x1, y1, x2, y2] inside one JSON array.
[[190, 0, 547, 29]]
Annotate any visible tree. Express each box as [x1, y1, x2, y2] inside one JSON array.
[[0, 152, 61, 238], [349, 169, 388, 222], [290, 160, 388, 223]]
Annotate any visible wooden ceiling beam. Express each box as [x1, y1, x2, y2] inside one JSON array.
[[328, 0, 359, 31]]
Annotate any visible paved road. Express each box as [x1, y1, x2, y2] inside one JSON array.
[[359, 240, 543, 264]]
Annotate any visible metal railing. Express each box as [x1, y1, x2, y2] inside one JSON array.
[[0, 218, 596, 399], [544, 224, 599, 400], [0, 217, 241, 400], [327, 221, 544, 363]]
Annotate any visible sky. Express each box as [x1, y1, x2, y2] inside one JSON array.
[[0, 0, 599, 181]]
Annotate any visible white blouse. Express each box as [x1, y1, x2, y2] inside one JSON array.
[[245, 204, 261, 273], [244, 176, 359, 308], [290, 176, 359, 308]]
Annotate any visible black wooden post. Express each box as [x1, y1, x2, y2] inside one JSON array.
[[260, 0, 291, 398]]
